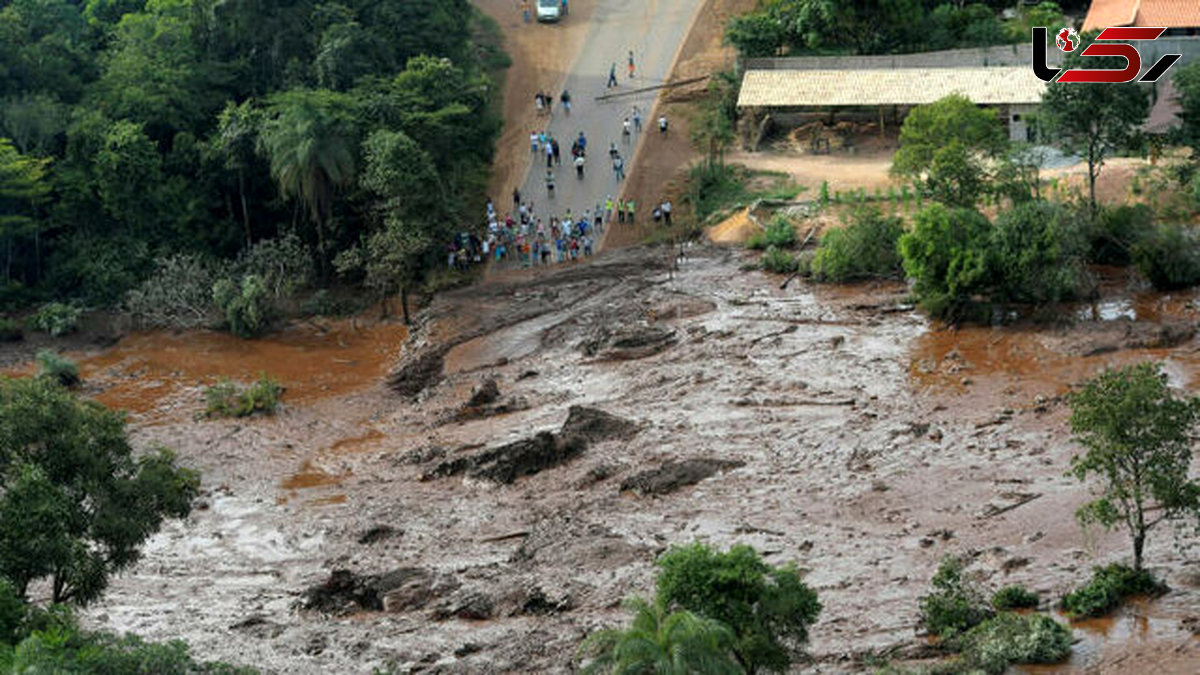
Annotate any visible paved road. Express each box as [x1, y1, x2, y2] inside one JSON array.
[[516, 0, 705, 226]]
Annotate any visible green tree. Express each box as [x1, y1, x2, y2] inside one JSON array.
[[892, 95, 1006, 203], [211, 101, 262, 247], [988, 199, 1084, 305], [1040, 34, 1149, 215], [1068, 362, 1200, 570], [655, 543, 820, 674], [810, 206, 904, 282], [257, 87, 357, 277], [0, 376, 199, 604], [1172, 61, 1200, 161], [898, 203, 991, 320], [0, 138, 50, 283], [579, 596, 741, 675]]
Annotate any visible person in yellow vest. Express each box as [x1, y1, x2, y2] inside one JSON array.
[[604, 196, 614, 222], [625, 198, 635, 224]]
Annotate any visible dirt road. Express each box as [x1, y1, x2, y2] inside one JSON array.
[[512, 0, 706, 225]]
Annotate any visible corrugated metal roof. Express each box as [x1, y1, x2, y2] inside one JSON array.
[[1083, 0, 1200, 32], [736, 67, 1047, 108]]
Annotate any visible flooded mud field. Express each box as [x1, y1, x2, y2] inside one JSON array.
[[7, 245, 1197, 672]]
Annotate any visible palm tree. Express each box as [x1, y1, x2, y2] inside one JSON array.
[[257, 89, 356, 279], [579, 596, 742, 674]]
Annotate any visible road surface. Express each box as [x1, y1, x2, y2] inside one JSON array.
[[516, 0, 705, 227]]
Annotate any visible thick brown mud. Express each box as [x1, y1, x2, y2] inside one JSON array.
[[41, 243, 1194, 674]]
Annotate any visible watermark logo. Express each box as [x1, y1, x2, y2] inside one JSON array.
[[1055, 27, 1079, 53], [1033, 26, 1182, 84]]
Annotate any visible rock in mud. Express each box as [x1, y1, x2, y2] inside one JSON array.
[[560, 406, 640, 443], [619, 458, 745, 496], [399, 445, 447, 465], [433, 590, 494, 620], [582, 324, 677, 360], [301, 567, 435, 614], [514, 585, 574, 616], [229, 615, 285, 640], [358, 525, 399, 545], [424, 432, 586, 484], [388, 346, 448, 398], [467, 378, 501, 407]]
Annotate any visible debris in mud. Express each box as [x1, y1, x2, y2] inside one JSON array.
[[358, 525, 400, 545], [560, 405, 640, 443], [581, 324, 677, 360], [517, 370, 539, 380], [388, 345, 449, 398], [398, 445, 450, 465], [424, 407, 638, 483], [514, 585, 574, 616], [423, 432, 585, 484], [577, 463, 619, 487], [300, 567, 439, 614], [467, 378, 501, 407], [433, 590, 494, 620], [229, 615, 285, 640], [1182, 616, 1200, 635], [619, 458, 745, 496], [1072, 320, 1196, 356], [513, 515, 648, 568]]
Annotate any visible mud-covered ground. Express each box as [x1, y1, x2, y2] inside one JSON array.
[[27, 243, 1190, 673]]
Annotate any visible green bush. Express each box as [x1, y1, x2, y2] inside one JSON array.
[[1061, 564, 1167, 618], [1090, 204, 1153, 265], [810, 207, 904, 282], [950, 612, 1072, 674], [899, 204, 992, 320], [746, 216, 798, 250], [988, 200, 1086, 305], [212, 274, 270, 338], [991, 585, 1039, 610], [1132, 223, 1200, 290], [0, 318, 22, 342], [124, 254, 219, 329], [762, 245, 798, 274], [918, 556, 993, 638], [35, 351, 80, 388], [25, 303, 81, 337], [204, 375, 282, 418], [0, 579, 24, 645]]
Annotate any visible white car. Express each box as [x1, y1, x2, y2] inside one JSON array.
[[536, 0, 562, 22]]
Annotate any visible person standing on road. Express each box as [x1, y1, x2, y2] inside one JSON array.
[[530, 131, 539, 153], [604, 195, 614, 222], [607, 63, 618, 88], [522, 0, 530, 23], [552, 137, 561, 166], [513, 187, 521, 210], [622, 117, 632, 141], [561, 0, 568, 16], [617, 198, 626, 223], [628, 50, 635, 78], [662, 199, 672, 225], [560, 90, 571, 115], [575, 153, 585, 179], [625, 198, 635, 224], [613, 154, 625, 181], [545, 138, 554, 168], [577, 131, 587, 153], [545, 169, 555, 196], [632, 106, 642, 132], [658, 115, 668, 134]]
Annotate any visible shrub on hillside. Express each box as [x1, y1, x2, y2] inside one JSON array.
[[1132, 223, 1200, 290], [746, 215, 798, 250], [35, 350, 80, 388], [1089, 203, 1153, 265], [899, 204, 992, 320], [125, 254, 220, 329], [26, 302, 80, 336], [918, 556, 993, 637], [0, 318, 22, 342], [949, 612, 1072, 674], [810, 207, 904, 282], [1061, 564, 1167, 618], [991, 585, 1039, 610], [212, 275, 270, 338], [203, 375, 282, 418], [989, 200, 1086, 305], [762, 245, 798, 274]]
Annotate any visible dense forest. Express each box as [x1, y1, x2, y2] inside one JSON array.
[[0, 0, 504, 319], [724, 1, 1069, 58]]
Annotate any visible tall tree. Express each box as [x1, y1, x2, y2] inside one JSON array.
[[211, 100, 261, 246], [578, 596, 741, 675], [0, 376, 199, 604], [1040, 34, 1149, 216], [0, 138, 49, 282], [1068, 362, 1200, 570], [257, 87, 357, 276], [891, 94, 1006, 205]]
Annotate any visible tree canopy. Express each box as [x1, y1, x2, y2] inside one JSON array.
[[0, 376, 199, 605], [1068, 362, 1200, 570]]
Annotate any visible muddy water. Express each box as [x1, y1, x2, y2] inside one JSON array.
[[70, 319, 406, 419], [1019, 595, 1199, 673]]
